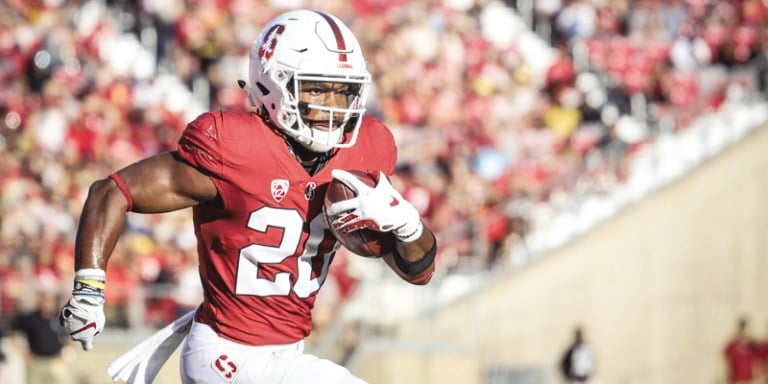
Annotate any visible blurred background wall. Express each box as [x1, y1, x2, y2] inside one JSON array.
[[350, 121, 768, 384]]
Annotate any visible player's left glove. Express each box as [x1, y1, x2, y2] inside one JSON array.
[[59, 268, 106, 351], [326, 169, 423, 242]]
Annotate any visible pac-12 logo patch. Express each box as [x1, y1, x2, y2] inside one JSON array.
[[271, 179, 289, 203]]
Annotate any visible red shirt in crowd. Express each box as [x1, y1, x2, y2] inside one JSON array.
[[724, 338, 756, 383]]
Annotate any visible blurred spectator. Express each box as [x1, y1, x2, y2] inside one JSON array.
[[0, 323, 27, 384], [554, 0, 597, 42], [7, 288, 73, 384], [560, 326, 595, 384], [755, 321, 768, 383], [723, 317, 759, 384], [669, 20, 712, 72], [0, 325, 5, 363], [171, 248, 204, 318]]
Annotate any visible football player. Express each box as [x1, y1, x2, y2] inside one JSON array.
[[58, 9, 436, 384]]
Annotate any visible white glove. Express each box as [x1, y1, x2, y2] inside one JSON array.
[[326, 169, 423, 242], [59, 268, 106, 351], [59, 298, 105, 351]]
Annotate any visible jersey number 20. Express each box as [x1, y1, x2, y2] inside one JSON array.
[[235, 207, 336, 298]]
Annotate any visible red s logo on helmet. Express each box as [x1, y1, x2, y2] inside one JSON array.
[[258, 24, 286, 60]]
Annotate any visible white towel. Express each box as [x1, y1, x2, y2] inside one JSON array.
[[107, 310, 196, 383]]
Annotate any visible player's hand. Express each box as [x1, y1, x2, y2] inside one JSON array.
[[327, 169, 423, 242], [59, 298, 105, 351], [59, 268, 107, 351]]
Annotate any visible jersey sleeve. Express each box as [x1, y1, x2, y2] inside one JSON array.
[[363, 116, 398, 175], [385, 133, 397, 175], [177, 112, 225, 179], [381, 122, 397, 175]]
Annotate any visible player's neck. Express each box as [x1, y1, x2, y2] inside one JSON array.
[[285, 138, 333, 175]]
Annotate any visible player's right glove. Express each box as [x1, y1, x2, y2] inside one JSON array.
[[59, 268, 106, 351], [326, 169, 424, 242]]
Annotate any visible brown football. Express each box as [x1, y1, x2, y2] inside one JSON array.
[[323, 170, 396, 258]]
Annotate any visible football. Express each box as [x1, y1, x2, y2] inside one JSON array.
[[323, 170, 396, 258]]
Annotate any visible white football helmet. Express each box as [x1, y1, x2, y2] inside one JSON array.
[[245, 10, 372, 153]]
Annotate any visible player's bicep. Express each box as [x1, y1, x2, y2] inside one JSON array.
[[115, 151, 218, 213]]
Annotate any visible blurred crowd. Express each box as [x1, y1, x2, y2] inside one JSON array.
[[723, 317, 768, 384], [1, 0, 767, 332]]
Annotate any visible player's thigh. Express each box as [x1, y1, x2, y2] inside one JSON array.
[[266, 351, 367, 384], [179, 322, 364, 384], [179, 321, 274, 383]]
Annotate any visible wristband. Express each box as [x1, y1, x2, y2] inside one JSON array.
[[73, 268, 106, 305], [393, 240, 436, 277], [393, 220, 423, 243]]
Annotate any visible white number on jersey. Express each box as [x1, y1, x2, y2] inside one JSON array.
[[235, 207, 336, 298]]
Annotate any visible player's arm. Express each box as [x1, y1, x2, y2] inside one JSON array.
[[382, 226, 436, 285], [326, 169, 437, 285], [75, 151, 217, 270], [60, 151, 217, 350]]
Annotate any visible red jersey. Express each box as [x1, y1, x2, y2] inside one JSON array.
[[177, 111, 396, 345]]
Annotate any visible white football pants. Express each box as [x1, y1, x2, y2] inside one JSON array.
[[180, 320, 367, 384]]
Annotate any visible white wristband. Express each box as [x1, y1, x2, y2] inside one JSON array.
[[75, 268, 106, 281], [73, 268, 106, 305], [393, 220, 424, 243]]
